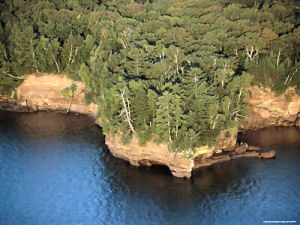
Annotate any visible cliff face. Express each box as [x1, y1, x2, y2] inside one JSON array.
[[2, 74, 202, 178], [241, 86, 300, 130], [15, 74, 97, 118], [1, 74, 298, 178], [106, 136, 197, 178]]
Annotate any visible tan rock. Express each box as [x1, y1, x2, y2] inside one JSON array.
[[248, 145, 261, 151], [1, 73, 237, 179], [282, 120, 291, 126], [222, 147, 235, 152], [105, 136, 195, 179], [234, 144, 247, 154], [242, 86, 300, 129], [287, 114, 298, 123], [231, 151, 259, 159], [260, 150, 276, 159], [277, 117, 284, 126], [295, 118, 300, 127], [214, 128, 237, 150], [193, 154, 231, 170], [215, 149, 222, 154], [15, 73, 98, 118], [1, 74, 291, 178], [210, 154, 231, 163]]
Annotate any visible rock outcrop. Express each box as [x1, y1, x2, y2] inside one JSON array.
[[0, 74, 292, 178], [260, 150, 276, 159], [214, 128, 238, 151], [105, 136, 199, 178], [241, 86, 300, 130], [1, 73, 212, 178], [234, 144, 248, 154], [295, 118, 300, 127], [15, 74, 98, 118]]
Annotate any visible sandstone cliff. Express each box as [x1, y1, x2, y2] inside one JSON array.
[[1, 74, 296, 178], [15, 74, 97, 118], [0, 74, 203, 178], [241, 86, 300, 130], [106, 136, 196, 178]]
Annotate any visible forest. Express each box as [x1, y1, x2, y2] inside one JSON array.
[[0, 0, 299, 152]]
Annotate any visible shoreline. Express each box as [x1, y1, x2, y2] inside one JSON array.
[[1, 74, 299, 178], [0, 96, 277, 178]]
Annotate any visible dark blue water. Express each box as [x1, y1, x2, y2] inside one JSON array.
[[0, 111, 299, 225]]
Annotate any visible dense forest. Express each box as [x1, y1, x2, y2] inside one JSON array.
[[0, 0, 299, 152]]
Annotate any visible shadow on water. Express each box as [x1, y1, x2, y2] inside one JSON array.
[[239, 126, 300, 147], [0, 111, 299, 225]]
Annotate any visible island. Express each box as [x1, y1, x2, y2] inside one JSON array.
[[0, 0, 299, 178]]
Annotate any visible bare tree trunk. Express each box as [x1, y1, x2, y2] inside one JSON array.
[[66, 96, 73, 113], [30, 39, 38, 73], [168, 120, 172, 143], [121, 88, 136, 135], [276, 50, 281, 68], [238, 87, 243, 105], [5, 73, 24, 80], [68, 44, 73, 64], [53, 55, 60, 73]]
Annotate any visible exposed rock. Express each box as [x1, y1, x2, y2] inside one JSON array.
[[260, 150, 276, 159], [210, 155, 231, 164], [0, 74, 291, 178], [231, 151, 260, 159], [234, 144, 247, 154], [139, 159, 152, 166], [214, 149, 222, 154], [0, 96, 28, 112], [287, 114, 298, 123], [248, 145, 261, 151], [105, 136, 196, 178], [277, 117, 284, 126], [214, 128, 237, 151], [1, 74, 235, 179], [15, 73, 98, 118], [193, 154, 231, 170], [222, 147, 235, 152], [241, 86, 300, 130], [297, 112, 300, 118], [295, 118, 300, 127], [281, 120, 291, 126]]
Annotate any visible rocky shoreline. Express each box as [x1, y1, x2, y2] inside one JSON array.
[[0, 74, 299, 178], [193, 142, 276, 172], [0, 94, 280, 177], [241, 86, 300, 130]]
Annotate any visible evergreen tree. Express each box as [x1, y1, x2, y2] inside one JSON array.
[[0, 0, 299, 151]]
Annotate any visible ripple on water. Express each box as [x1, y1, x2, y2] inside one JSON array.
[[0, 111, 299, 225]]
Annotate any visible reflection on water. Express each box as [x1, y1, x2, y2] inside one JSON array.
[[240, 126, 300, 147], [0, 111, 299, 225]]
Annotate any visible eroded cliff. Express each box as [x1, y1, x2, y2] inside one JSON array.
[[1, 74, 298, 178], [15, 74, 98, 118], [241, 86, 300, 130]]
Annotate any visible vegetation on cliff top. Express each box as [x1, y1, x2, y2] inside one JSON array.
[[0, 0, 299, 151]]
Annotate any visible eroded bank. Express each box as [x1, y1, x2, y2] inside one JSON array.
[[1, 74, 299, 178]]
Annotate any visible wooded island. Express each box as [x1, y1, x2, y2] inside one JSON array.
[[0, 0, 299, 153]]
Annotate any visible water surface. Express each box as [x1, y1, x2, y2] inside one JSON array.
[[0, 111, 299, 225]]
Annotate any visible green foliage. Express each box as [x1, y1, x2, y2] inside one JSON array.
[[0, 0, 299, 152], [61, 83, 77, 100]]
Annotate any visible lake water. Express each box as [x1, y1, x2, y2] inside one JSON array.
[[0, 111, 299, 225]]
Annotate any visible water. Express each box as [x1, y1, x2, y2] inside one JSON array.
[[0, 111, 299, 225]]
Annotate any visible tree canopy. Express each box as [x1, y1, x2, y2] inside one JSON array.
[[0, 0, 299, 152]]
